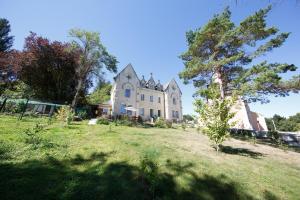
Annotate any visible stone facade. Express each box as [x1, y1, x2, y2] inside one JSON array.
[[111, 64, 183, 121]]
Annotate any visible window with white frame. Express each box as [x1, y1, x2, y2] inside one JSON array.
[[141, 94, 145, 101]]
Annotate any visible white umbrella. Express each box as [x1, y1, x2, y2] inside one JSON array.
[[125, 106, 137, 112]]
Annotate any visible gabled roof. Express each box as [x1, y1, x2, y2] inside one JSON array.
[[114, 64, 182, 94], [114, 63, 140, 81], [164, 78, 182, 95]]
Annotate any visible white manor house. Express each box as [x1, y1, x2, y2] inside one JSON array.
[[110, 64, 183, 121]]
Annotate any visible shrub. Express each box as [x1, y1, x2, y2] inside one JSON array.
[[137, 116, 144, 124], [76, 106, 92, 119], [77, 110, 88, 119], [3, 101, 15, 113], [268, 130, 282, 145], [140, 153, 159, 198], [118, 119, 134, 127], [23, 122, 45, 149], [166, 121, 173, 128], [154, 118, 166, 128], [181, 123, 187, 131], [55, 105, 74, 125], [97, 117, 110, 125], [14, 101, 27, 113], [0, 141, 13, 159], [66, 110, 75, 125]]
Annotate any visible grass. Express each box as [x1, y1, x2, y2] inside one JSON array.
[[0, 115, 300, 200]]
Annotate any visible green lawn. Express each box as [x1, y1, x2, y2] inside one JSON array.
[[0, 115, 300, 200]]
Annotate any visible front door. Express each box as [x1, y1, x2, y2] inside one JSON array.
[[150, 109, 154, 117]]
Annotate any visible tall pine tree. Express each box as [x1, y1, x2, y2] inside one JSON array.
[[179, 6, 299, 103], [0, 18, 13, 52], [179, 6, 300, 151]]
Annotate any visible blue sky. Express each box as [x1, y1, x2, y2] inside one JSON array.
[[1, 0, 299, 117]]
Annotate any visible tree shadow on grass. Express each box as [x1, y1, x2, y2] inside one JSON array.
[[220, 145, 264, 159], [0, 151, 276, 200], [263, 190, 280, 200], [230, 134, 300, 153], [71, 151, 115, 165]]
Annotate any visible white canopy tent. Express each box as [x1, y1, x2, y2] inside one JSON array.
[[125, 106, 137, 112]]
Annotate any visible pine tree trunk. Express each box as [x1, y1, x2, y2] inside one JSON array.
[[71, 78, 83, 109], [216, 144, 220, 153], [216, 69, 225, 99]]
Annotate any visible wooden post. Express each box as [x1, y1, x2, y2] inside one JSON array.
[[0, 98, 7, 112]]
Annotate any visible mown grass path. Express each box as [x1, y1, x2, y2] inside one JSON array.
[[0, 115, 299, 199]]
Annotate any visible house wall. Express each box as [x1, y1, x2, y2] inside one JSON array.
[[164, 80, 183, 121], [137, 88, 165, 120], [111, 65, 139, 116], [111, 64, 183, 122]]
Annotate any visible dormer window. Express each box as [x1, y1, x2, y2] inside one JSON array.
[[156, 80, 162, 91], [147, 73, 156, 90], [140, 75, 146, 87], [173, 98, 176, 105]]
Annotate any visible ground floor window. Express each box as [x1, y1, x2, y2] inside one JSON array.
[[139, 108, 144, 116], [158, 110, 161, 117], [172, 110, 179, 118], [120, 104, 126, 114]]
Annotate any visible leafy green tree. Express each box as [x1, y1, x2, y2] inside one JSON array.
[[266, 113, 300, 132], [1, 81, 33, 99], [179, 6, 299, 151], [0, 18, 13, 52], [289, 113, 300, 124], [183, 114, 194, 122], [68, 29, 118, 108], [196, 84, 236, 152], [87, 82, 112, 104]]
